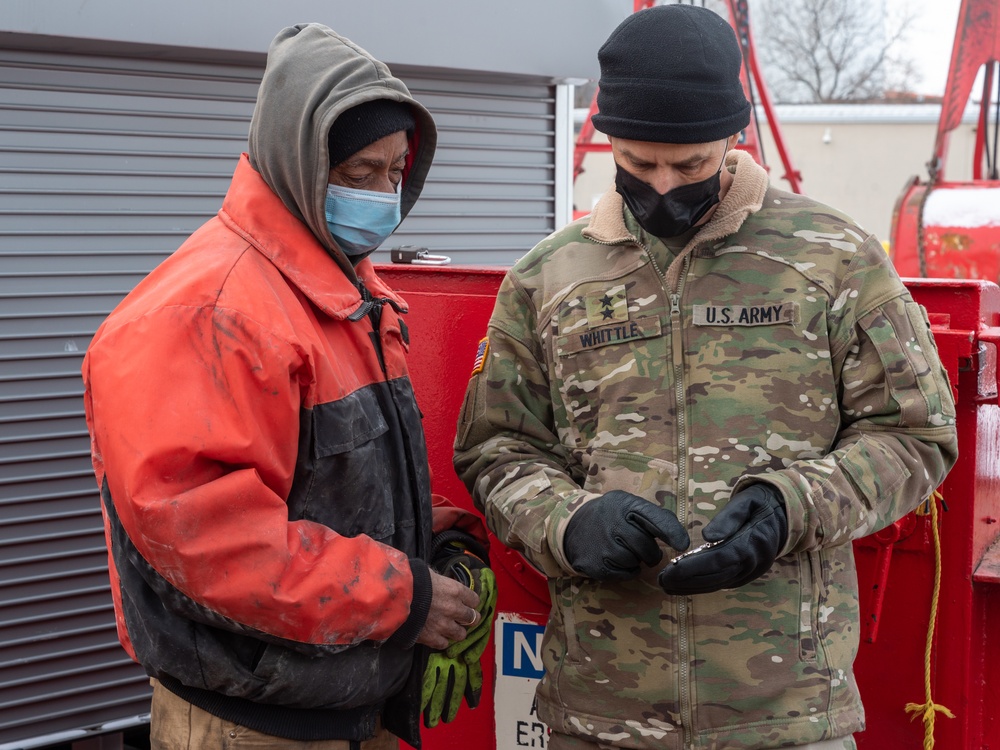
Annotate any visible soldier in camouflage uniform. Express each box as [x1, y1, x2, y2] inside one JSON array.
[[453, 6, 958, 750]]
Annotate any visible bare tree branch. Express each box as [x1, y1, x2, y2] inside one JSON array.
[[752, 0, 918, 102]]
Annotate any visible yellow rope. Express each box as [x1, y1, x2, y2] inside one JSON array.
[[904, 490, 956, 748]]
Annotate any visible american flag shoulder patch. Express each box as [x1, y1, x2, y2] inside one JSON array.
[[472, 336, 489, 375]]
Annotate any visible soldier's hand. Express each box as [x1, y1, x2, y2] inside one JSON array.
[[658, 483, 787, 595], [416, 570, 480, 651], [564, 490, 690, 581]]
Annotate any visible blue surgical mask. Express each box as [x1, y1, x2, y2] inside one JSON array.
[[324, 183, 402, 258]]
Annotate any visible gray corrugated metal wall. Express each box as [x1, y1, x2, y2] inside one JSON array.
[[0, 45, 556, 748], [402, 77, 558, 261]]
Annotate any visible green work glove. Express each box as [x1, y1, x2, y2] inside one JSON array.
[[421, 651, 468, 728], [445, 566, 497, 663], [464, 656, 484, 710], [420, 570, 494, 724], [441, 566, 496, 711], [427, 530, 497, 717]]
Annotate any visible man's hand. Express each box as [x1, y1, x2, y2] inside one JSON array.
[[428, 531, 497, 664], [658, 483, 787, 595], [421, 529, 497, 725], [416, 570, 480, 651], [444, 566, 496, 663], [564, 490, 690, 581]]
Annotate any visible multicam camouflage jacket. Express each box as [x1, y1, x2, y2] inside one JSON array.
[[453, 151, 958, 749]]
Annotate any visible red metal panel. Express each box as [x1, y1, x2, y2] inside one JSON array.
[[376, 265, 550, 750], [854, 279, 1000, 750]]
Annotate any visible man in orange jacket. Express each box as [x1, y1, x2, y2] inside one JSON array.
[[83, 23, 493, 749]]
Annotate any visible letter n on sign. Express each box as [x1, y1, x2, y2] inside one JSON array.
[[502, 621, 545, 679]]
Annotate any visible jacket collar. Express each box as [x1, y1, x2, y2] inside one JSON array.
[[218, 155, 406, 320]]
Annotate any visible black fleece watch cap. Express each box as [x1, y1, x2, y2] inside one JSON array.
[[591, 4, 751, 144], [328, 98, 415, 167]]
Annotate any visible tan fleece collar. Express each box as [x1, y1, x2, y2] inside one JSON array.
[[583, 150, 769, 249]]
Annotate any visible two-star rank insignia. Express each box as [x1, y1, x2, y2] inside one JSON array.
[[585, 284, 629, 328]]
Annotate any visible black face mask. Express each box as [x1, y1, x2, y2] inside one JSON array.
[[614, 149, 726, 238]]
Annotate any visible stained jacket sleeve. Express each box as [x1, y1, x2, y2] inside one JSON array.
[[734, 237, 959, 553], [84, 304, 417, 649], [454, 273, 596, 578]]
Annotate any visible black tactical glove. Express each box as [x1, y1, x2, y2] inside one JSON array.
[[564, 490, 690, 581], [658, 483, 787, 595]]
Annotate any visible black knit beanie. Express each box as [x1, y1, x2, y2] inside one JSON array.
[[328, 98, 416, 167], [591, 4, 751, 144]]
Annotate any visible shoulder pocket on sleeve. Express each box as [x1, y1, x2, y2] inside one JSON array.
[[861, 298, 956, 428], [455, 372, 489, 452], [904, 301, 957, 421]]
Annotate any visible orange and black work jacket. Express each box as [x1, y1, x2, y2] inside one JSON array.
[[83, 156, 439, 744]]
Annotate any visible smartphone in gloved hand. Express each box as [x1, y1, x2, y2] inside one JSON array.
[[669, 539, 723, 564]]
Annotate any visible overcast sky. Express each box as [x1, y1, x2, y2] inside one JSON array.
[[893, 0, 962, 95]]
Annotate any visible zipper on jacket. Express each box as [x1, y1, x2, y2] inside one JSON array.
[[348, 279, 431, 568], [648, 242, 697, 746], [589, 235, 699, 743], [349, 280, 403, 374], [670, 253, 696, 749]]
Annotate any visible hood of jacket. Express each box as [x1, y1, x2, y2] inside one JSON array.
[[248, 23, 437, 277]]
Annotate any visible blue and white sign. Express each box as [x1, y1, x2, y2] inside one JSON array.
[[494, 613, 550, 749], [501, 619, 545, 679]]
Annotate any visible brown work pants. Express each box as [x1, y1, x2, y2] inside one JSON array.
[[149, 679, 399, 750]]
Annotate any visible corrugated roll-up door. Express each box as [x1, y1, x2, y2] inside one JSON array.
[[0, 49, 261, 748], [0, 45, 556, 747], [399, 75, 558, 264]]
